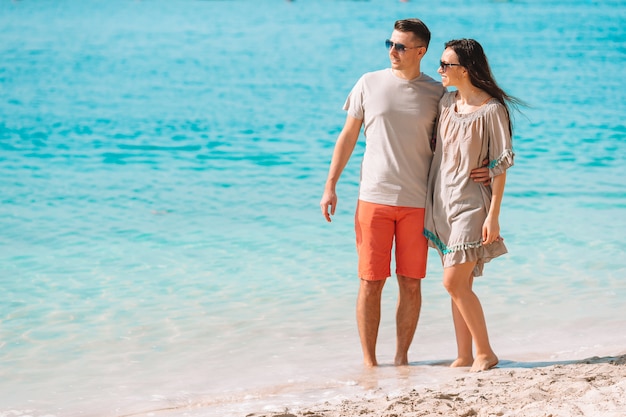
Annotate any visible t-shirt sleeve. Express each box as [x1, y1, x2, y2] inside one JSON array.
[[487, 103, 514, 177], [343, 76, 365, 120]]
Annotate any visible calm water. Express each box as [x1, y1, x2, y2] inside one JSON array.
[[1, 1, 625, 416]]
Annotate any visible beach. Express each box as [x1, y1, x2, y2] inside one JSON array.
[[255, 354, 626, 417], [1, 1, 625, 416]]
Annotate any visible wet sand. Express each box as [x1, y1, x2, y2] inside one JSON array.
[[253, 354, 626, 417]]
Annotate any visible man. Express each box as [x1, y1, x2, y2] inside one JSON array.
[[319, 19, 488, 367]]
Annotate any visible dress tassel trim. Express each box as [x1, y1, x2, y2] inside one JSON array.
[[424, 228, 482, 255], [488, 148, 515, 169]]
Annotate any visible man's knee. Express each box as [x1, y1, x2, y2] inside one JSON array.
[[359, 278, 385, 298], [397, 274, 422, 295]]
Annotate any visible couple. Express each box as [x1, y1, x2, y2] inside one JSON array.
[[320, 18, 520, 372]]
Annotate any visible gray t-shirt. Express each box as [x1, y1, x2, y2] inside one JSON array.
[[344, 68, 444, 208]]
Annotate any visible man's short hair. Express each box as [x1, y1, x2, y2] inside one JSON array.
[[394, 18, 431, 50]]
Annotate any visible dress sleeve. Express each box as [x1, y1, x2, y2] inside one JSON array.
[[487, 103, 514, 177]]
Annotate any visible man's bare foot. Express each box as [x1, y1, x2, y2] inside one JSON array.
[[450, 357, 473, 367], [363, 358, 378, 368], [394, 355, 409, 366], [470, 354, 498, 372]]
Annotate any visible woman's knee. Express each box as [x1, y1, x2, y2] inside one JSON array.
[[442, 276, 460, 296], [442, 264, 475, 296]]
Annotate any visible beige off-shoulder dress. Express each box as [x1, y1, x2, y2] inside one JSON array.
[[424, 91, 514, 277]]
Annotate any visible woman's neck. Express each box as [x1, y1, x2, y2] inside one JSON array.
[[455, 84, 489, 106], [454, 84, 491, 113]]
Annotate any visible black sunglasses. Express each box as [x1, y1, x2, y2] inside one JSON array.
[[385, 39, 424, 53], [440, 61, 463, 71]]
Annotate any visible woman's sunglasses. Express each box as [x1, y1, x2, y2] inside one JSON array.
[[440, 61, 463, 72]]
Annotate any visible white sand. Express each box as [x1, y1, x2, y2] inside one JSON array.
[[252, 354, 626, 417]]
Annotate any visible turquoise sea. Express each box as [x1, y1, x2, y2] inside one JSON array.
[[1, 0, 625, 416]]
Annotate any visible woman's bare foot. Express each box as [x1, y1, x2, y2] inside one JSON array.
[[470, 354, 498, 372], [450, 357, 473, 368]]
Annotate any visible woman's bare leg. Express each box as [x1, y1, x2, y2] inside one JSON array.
[[450, 289, 473, 367], [443, 262, 498, 372]]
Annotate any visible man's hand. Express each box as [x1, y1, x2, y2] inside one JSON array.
[[471, 158, 491, 186], [320, 190, 337, 222]]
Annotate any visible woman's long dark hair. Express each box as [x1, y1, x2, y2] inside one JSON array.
[[445, 38, 524, 134]]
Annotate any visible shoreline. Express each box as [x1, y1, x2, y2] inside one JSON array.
[[251, 354, 626, 417]]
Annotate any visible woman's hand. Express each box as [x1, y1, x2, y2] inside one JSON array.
[[482, 215, 500, 245]]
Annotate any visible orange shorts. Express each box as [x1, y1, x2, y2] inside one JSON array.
[[355, 200, 428, 281]]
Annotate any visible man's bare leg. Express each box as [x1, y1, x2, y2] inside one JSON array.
[[443, 262, 498, 372], [450, 275, 474, 367], [357, 278, 386, 367], [394, 275, 422, 366]]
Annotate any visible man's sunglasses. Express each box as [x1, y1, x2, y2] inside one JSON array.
[[385, 39, 424, 54]]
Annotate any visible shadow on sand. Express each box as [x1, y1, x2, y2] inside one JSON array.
[[412, 353, 626, 369], [497, 353, 626, 369]]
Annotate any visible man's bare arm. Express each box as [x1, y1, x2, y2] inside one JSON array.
[[470, 158, 491, 186], [320, 115, 362, 222]]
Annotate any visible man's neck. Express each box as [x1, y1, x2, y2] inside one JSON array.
[[392, 67, 422, 80]]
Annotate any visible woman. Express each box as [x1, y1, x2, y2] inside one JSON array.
[[424, 39, 521, 372]]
